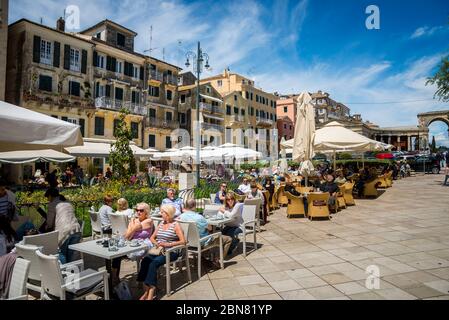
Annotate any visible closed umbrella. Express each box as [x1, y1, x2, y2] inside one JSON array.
[[292, 92, 316, 185]]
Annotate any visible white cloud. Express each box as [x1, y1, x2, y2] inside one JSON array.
[[410, 25, 447, 39]]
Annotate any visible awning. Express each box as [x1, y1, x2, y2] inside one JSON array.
[[0, 100, 83, 152], [0, 149, 76, 164], [200, 94, 223, 104], [65, 141, 150, 158], [202, 114, 224, 121]]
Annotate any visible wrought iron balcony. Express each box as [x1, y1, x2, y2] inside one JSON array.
[[165, 74, 178, 85], [149, 70, 164, 82], [202, 122, 224, 133], [95, 97, 146, 116], [200, 102, 224, 114], [256, 116, 274, 127], [146, 117, 180, 130]]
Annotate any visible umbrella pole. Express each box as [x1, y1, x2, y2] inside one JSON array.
[[362, 153, 365, 170], [333, 150, 337, 172]]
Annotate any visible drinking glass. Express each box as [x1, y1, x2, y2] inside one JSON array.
[[108, 237, 118, 251]]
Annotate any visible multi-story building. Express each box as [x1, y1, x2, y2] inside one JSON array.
[[178, 82, 224, 147], [0, 0, 8, 100], [200, 69, 278, 158], [6, 18, 96, 138], [277, 116, 294, 142], [78, 19, 146, 147], [311, 90, 350, 124], [145, 57, 182, 151]]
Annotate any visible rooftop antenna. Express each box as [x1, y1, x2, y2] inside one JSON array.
[[144, 25, 159, 57]]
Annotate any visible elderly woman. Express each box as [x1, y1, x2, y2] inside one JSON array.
[[111, 203, 154, 286], [116, 198, 134, 218], [137, 205, 186, 300]]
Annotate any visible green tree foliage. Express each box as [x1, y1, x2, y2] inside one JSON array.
[[427, 56, 449, 102], [109, 108, 137, 180]]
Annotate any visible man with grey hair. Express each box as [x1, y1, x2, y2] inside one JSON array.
[[161, 188, 183, 217], [179, 199, 232, 267]]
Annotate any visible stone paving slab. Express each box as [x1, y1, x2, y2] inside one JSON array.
[[82, 173, 449, 300]]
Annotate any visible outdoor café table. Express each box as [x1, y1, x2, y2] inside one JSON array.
[[69, 239, 147, 296]]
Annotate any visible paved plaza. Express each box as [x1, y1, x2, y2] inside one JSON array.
[[92, 173, 449, 300]]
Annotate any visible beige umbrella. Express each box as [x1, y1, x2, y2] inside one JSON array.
[[292, 92, 316, 185]]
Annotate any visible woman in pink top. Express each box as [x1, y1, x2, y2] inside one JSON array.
[[111, 203, 154, 286]]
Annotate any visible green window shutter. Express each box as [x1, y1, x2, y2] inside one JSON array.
[[81, 50, 88, 74], [33, 36, 41, 63], [53, 41, 60, 68], [63, 44, 71, 70]]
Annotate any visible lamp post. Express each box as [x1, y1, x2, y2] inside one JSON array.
[[185, 42, 211, 187]]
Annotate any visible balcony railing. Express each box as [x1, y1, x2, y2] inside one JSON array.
[[146, 117, 180, 130], [256, 117, 274, 126], [200, 102, 224, 114], [149, 70, 163, 82], [228, 115, 245, 123], [202, 122, 224, 133], [165, 74, 178, 85], [95, 97, 146, 116], [23, 90, 95, 109]]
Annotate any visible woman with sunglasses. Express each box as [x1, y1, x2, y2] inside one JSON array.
[[219, 192, 244, 257], [137, 205, 186, 300], [110, 203, 154, 287]]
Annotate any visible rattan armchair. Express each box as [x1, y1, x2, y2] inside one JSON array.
[[363, 179, 381, 198], [342, 182, 355, 206], [285, 191, 306, 218], [307, 193, 330, 221]]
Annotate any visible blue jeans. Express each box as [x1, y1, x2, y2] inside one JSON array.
[[137, 252, 179, 287], [58, 232, 82, 264], [222, 226, 243, 255]]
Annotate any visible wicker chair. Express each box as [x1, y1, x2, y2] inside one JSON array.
[[363, 179, 381, 198], [285, 192, 306, 218], [378, 174, 388, 188], [275, 186, 289, 207], [386, 171, 393, 187], [336, 185, 347, 209], [342, 182, 355, 206], [307, 193, 330, 221]]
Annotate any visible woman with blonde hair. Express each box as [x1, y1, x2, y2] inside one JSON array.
[[137, 204, 186, 300], [116, 198, 133, 218]]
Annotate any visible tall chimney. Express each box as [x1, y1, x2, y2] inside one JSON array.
[[56, 17, 65, 32]]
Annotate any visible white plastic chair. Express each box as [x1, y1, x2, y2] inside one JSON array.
[[36, 250, 109, 300], [108, 213, 129, 236], [210, 193, 216, 203], [89, 211, 104, 240], [244, 199, 262, 232], [23, 230, 59, 255], [240, 205, 258, 257], [7, 258, 31, 300], [158, 221, 192, 296], [185, 221, 224, 279], [15, 243, 84, 295]]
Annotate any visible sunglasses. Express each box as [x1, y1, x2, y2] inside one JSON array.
[[136, 209, 145, 213]]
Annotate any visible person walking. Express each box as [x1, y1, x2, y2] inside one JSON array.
[[443, 163, 449, 186]]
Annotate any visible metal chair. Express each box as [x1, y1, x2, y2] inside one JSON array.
[[240, 205, 258, 257], [108, 213, 129, 236], [243, 198, 262, 232], [89, 211, 104, 240]]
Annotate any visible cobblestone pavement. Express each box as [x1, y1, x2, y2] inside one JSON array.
[[85, 173, 449, 300]]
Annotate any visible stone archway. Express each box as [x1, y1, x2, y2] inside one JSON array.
[[417, 110, 449, 151]]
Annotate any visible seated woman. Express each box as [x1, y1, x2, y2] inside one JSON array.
[[263, 177, 275, 205], [111, 203, 154, 286], [137, 205, 186, 301], [334, 170, 347, 184], [0, 215, 17, 257], [219, 193, 244, 257], [116, 198, 134, 218], [246, 183, 265, 205]]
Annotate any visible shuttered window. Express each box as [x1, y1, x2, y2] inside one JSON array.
[[38, 75, 52, 92], [148, 135, 156, 148], [95, 117, 105, 136], [131, 122, 139, 139], [69, 81, 80, 97]]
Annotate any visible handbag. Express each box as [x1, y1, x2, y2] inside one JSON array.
[[148, 245, 165, 256], [114, 281, 133, 300]]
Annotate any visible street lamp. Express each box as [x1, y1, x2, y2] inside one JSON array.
[[185, 42, 211, 186]]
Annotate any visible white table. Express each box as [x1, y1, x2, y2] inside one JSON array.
[[206, 217, 232, 227], [69, 239, 148, 296]]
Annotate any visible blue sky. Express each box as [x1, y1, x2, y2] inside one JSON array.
[[10, 0, 449, 146]]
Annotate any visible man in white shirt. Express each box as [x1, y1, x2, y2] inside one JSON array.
[[98, 195, 113, 234], [238, 178, 251, 194]]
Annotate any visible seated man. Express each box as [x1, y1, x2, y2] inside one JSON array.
[[215, 183, 227, 205], [320, 174, 339, 208], [161, 188, 184, 218], [179, 199, 232, 265], [284, 182, 308, 214], [237, 178, 251, 195], [334, 170, 347, 184], [98, 195, 113, 234]]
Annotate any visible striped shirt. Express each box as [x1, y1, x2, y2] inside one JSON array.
[[0, 195, 9, 217], [156, 222, 179, 244]]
